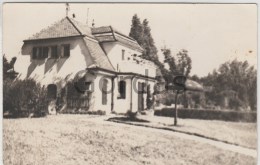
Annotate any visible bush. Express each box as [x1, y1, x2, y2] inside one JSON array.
[[126, 110, 138, 119], [154, 108, 257, 123], [3, 78, 47, 118]]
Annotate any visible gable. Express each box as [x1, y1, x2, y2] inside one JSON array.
[[26, 17, 82, 41]]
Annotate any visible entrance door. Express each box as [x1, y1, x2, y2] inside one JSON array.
[[138, 82, 144, 111]]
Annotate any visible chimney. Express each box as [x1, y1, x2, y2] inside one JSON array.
[[92, 19, 95, 27]]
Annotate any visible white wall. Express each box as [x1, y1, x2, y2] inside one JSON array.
[[102, 42, 157, 77], [112, 75, 156, 113], [91, 73, 113, 113], [113, 76, 132, 113], [19, 37, 94, 89]]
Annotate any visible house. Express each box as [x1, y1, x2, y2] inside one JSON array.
[[18, 17, 158, 114]]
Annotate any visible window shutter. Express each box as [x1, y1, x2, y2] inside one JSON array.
[[51, 46, 58, 58], [64, 44, 70, 57], [43, 47, 49, 58], [32, 47, 37, 59]]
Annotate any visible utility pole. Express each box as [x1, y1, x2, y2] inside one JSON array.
[[174, 90, 179, 126]]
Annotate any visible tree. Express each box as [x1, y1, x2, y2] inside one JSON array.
[[146, 85, 154, 109], [129, 15, 162, 67], [142, 19, 158, 61], [3, 79, 47, 117], [176, 49, 192, 77], [3, 55, 18, 80], [200, 59, 257, 111], [129, 14, 144, 46]]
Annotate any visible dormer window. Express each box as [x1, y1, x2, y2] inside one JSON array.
[[51, 46, 58, 58], [32, 47, 37, 59], [122, 49, 125, 60], [32, 47, 47, 59], [61, 44, 70, 58], [43, 47, 49, 58], [32, 44, 69, 59]]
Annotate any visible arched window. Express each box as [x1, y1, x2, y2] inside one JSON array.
[[118, 81, 126, 99], [102, 79, 108, 105], [47, 84, 57, 99]]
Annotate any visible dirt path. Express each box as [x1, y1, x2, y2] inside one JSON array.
[[100, 116, 257, 158]]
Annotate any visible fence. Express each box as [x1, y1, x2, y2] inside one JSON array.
[[154, 108, 257, 123], [67, 96, 89, 109]]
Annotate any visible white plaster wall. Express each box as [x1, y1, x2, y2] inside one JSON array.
[[131, 78, 156, 112], [102, 42, 157, 77], [19, 37, 94, 89], [112, 75, 156, 113], [92, 74, 113, 113], [113, 76, 132, 113]]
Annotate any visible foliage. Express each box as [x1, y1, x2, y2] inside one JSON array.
[[3, 79, 47, 117], [126, 110, 138, 120], [129, 14, 144, 46], [146, 85, 154, 109], [176, 49, 192, 77], [3, 55, 18, 80], [3, 55, 47, 117], [129, 15, 162, 68], [199, 59, 257, 111], [155, 108, 257, 123]]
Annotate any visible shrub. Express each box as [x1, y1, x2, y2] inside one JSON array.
[[126, 110, 138, 119], [154, 108, 257, 123], [3, 79, 47, 118]]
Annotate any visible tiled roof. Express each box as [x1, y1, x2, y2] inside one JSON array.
[[83, 37, 114, 71], [91, 26, 143, 52], [26, 17, 96, 41], [26, 17, 82, 40], [91, 26, 112, 34]]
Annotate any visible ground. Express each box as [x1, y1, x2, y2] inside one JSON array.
[[110, 115, 257, 149], [3, 115, 257, 165]]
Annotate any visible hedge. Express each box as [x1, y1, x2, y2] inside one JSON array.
[[154, 108, 257, 123]]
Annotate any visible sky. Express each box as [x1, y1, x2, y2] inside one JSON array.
[[3, 3, 257, 77]]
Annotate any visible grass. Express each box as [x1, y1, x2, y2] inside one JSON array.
[[117, 115, 257, 149], [3, 115, 256, 165]]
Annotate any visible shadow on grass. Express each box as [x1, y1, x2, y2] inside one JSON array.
[[108, 117, 150, 123], [166, 124, 185, 127]]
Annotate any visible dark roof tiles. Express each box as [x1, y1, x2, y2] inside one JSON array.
[[27, 17, 81, 40]]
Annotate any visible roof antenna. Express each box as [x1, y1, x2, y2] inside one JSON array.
[[65, 3, 70, 17], [92, 19, 95, 27], [86, 8, 89, 26]]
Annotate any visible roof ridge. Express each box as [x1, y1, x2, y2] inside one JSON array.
[[66, 17, 83, 35]]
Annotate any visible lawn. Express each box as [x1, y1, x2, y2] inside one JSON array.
[[115, 115, 257, 149], [3, 115, 256, 165]]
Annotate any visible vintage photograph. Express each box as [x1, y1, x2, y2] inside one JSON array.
[[2, 3, 257, 165]]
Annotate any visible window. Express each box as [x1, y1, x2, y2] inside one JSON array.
[[62, 44, 70, 58], [32, 47, 37, 59], [37, 47, 43, 59], [122, 49, 125, 60], [51, 46, 58, 58], [118, 81, 126, 99], [43, 47, 49, 58], [102, 79, 108, 105], [32, 46, 50, 59]]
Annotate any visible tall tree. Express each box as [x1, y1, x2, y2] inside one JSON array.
[[142, 19, 158, 61], [129, 14, 144, 46], [129, 15, 161, 65]]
